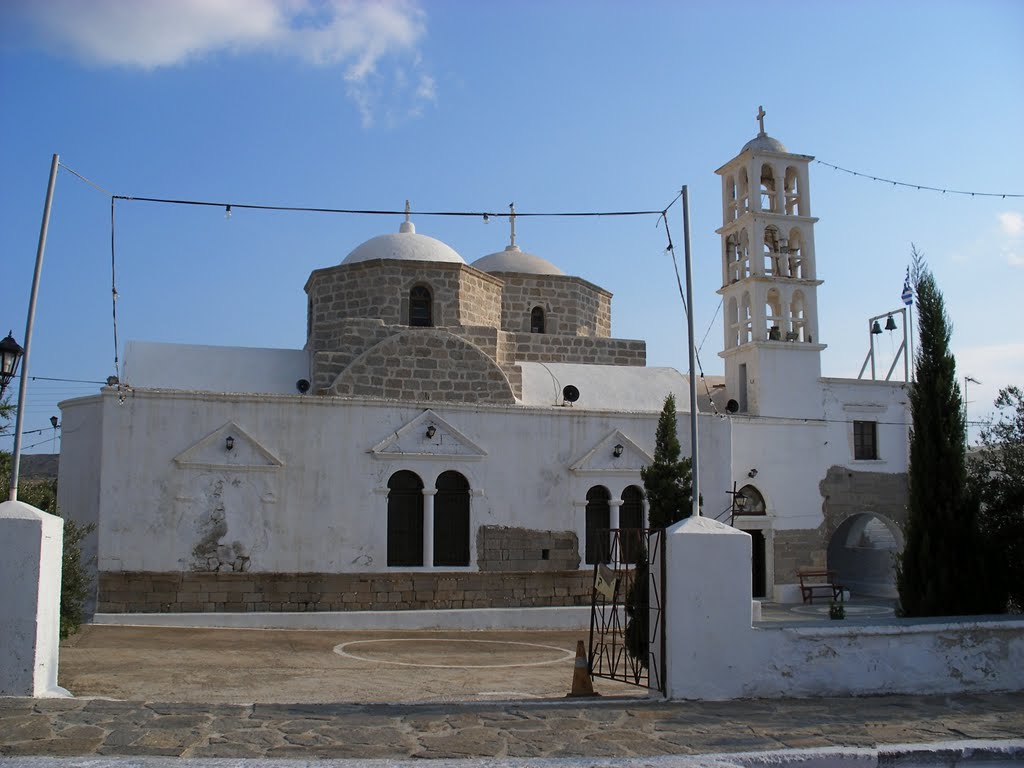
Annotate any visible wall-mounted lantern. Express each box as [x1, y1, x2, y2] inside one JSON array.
[[225, 436, 235, 451], [612, 443, 624, 458], [425, 425, 436, 439]]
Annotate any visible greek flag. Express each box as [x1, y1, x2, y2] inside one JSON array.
[[901, 268, 913, 306]]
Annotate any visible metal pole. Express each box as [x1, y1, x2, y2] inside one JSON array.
[[9, 153, 59, 502], [682, 186, 700, 518]]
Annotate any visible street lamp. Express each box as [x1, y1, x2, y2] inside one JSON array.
[[0, 331, 24, 400]]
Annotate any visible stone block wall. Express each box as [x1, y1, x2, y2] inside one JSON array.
[[773, 528, 825, 584], [509, 333, 646, 367], [819, 465, 909, 540], [328, 329, 516, 404], [305, 260, 503, 346], [496, 274, 612, 337], [476, 526, 580, 572], [97, 570, 593, 613]]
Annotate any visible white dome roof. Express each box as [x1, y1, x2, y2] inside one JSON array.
[[741, 133, 787, 153], [471, 245, 565, 276], [342, 221, 465, 265]]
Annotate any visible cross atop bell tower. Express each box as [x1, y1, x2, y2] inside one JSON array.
[[713, 111, 825, 418]]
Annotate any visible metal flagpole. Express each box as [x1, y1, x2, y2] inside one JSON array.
[[9, 153, 59, 502], [682, 186, 700, 517]]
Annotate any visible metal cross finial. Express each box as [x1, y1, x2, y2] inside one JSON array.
[[404, 199, 411, 223], [509, 203, 516, 247], [757, 106, 766, 135]]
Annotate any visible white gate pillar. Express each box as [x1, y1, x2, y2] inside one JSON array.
[[664, 515, 756, 700], [0, 500, 68, 697]]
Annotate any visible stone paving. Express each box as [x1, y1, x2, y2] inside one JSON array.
[[2, 692, 1023, 760]]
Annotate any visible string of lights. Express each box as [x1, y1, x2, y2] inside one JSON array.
[[816, 160, 1023, 199]]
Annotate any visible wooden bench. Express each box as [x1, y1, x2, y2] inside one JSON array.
[[797, 569, 845, 604]]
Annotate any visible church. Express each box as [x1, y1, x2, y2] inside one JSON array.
[[57, 120, 910, 618]]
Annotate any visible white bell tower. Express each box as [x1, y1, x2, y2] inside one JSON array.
[[716, 107, 825, 418]]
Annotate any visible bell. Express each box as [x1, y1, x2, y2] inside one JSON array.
[[884, 314, 897, 331], [871, 320, 882, 335]]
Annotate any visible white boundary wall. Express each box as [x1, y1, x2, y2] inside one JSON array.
[[664, 516, 1024, 700]]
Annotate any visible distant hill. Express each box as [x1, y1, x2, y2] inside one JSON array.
[[19, 453, 59, 480]]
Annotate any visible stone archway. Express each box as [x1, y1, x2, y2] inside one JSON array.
[[826, 513, 902, 597]]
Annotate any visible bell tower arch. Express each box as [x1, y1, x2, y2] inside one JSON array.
[[716, 107, 826, 418]]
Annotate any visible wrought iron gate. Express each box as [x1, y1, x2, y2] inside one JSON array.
[[587, 528, 665, 693]]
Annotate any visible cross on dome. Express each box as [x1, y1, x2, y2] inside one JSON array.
[[404, 199, 411, 224], [757, 105, 766, 136], [508, 203, 517, 248]]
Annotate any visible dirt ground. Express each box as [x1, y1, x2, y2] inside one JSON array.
[[58, 625, 648, 704]]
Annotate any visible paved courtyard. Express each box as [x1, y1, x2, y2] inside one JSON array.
[[1, 622, 1022, 762]]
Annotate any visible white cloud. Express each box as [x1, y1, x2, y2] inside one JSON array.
[[999, 211, 1024, 237], [4, 0, 433, 124]]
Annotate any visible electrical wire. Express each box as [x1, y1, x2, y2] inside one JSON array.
[[816, 160, 1023, 199], [58, 163, 113, 196], [112, 195, 674, 219]]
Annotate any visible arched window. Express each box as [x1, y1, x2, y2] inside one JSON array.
[[787, 228, 803, 279], [763, 226, 781, 275], [766, 288, 783, 340], [737, 484, 766, 515], [620, 485, 644, 564], [784, 166, 801, 216], [725, 175, 738, 221], [741, 292, 753, 344], [530, 306, 545, 334], [739, 230, 751, 279], [727, 297, 739, 348], [409, 285, 432, 327], [387, 471, 424, 566], [738, 168, 749, 213], [760, 163, 777, 212], [434, 471, 470, 566], [790, 291, 807, 342], [585, 485, 611, 565]]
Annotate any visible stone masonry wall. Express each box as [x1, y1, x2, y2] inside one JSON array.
[[819, 465, 909, 540], [98, 570, 593, 613], [305, 260, 503, 348], [773, 465, 909, 584], [476, 526, 580, 572], [496, 274, 612, 337], [329, 329, 515, 404], [509, 333, 646, 367]]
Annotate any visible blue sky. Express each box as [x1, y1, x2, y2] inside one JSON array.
[[1, 0, 1022, 453]]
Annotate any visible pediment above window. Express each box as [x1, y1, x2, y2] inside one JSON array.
[[173, 421, 283, 471], [570, 429, 652, 475], [370, 409, 487, 461]]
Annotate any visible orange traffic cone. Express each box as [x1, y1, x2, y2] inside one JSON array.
[[567, 640, 599, 697]]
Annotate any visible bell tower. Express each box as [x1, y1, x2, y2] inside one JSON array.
[[716, 107, 825, 418]]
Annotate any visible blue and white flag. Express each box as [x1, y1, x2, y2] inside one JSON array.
[[901, 268, 913, 306]]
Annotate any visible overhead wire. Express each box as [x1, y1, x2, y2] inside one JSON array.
[[816, 160, 1023, 199]]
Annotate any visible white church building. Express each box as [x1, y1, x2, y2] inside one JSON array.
[[57, 122, 910, 617]]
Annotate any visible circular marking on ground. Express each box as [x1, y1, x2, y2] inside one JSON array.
[[790, 603, 896, 617], [333, 638, 576, 669]]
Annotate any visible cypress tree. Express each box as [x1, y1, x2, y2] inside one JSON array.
[[640, 393, 694, 528], [626, 393, 694, 665], [897, 248, 987, 616]]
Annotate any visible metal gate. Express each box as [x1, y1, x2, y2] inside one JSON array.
[[587, 528, 665, 693]]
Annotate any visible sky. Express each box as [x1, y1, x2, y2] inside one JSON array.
[[1, 0, 1022, 455]]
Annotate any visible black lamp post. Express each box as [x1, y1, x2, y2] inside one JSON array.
[[0, 331, 24, 400]]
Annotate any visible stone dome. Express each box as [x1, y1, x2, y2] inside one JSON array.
[[471, 245, 565, 276], [741, 133, 787, 154], [342, 221, 465, 265]]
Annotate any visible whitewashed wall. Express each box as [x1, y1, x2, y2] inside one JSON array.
[[664, 519, 1024, 700], [60, 387, 732, 575]]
